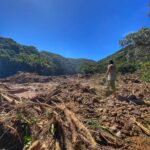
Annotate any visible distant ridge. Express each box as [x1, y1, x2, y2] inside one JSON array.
[[0, 37, 96, 77]]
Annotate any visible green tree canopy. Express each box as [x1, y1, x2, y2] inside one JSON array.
[[119, 28, 150, 47]]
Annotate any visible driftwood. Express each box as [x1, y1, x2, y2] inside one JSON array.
[[131, 117, 150, 136], [0, 75, 149, 150], [27, 141, 46, 150], [0, 93, 16, 104], [64, 108, 97, 148]]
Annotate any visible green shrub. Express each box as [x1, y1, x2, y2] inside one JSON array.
[[141, 62, 150, 82], [104, 90, 113, 97], [117, 63, 137, 74], [99, 78, 106, 85]]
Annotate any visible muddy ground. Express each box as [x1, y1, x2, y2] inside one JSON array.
[[0, 72, 150, 150]]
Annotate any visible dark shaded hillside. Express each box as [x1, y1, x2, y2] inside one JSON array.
[[0, 37, 96, 77]]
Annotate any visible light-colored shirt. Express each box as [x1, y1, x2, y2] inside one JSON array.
[[107, 64, 116, 80]]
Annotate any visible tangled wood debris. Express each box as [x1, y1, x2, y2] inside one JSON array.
[[0, 72, 150, 150]]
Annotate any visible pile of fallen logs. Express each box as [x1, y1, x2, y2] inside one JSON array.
[[0, 75, 150, 150], [0, 89, 122, 150]]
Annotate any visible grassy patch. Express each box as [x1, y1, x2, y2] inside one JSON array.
[[104, 90, 113, 97]]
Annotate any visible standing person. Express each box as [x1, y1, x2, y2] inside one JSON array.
[[106, 60, 117, 97]]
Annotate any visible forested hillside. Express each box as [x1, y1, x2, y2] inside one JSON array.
[[0, 28, 150, 79], [0, 37, 96, 77], [96, 28, 150, 77]]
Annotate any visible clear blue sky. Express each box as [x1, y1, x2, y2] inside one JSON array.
[[0, 0, 150, 61]]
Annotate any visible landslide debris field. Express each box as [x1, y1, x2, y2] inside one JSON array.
[[0, 72, 150, 150]]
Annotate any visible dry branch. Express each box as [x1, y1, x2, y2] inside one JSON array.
[[131, 117, 150, 136]]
